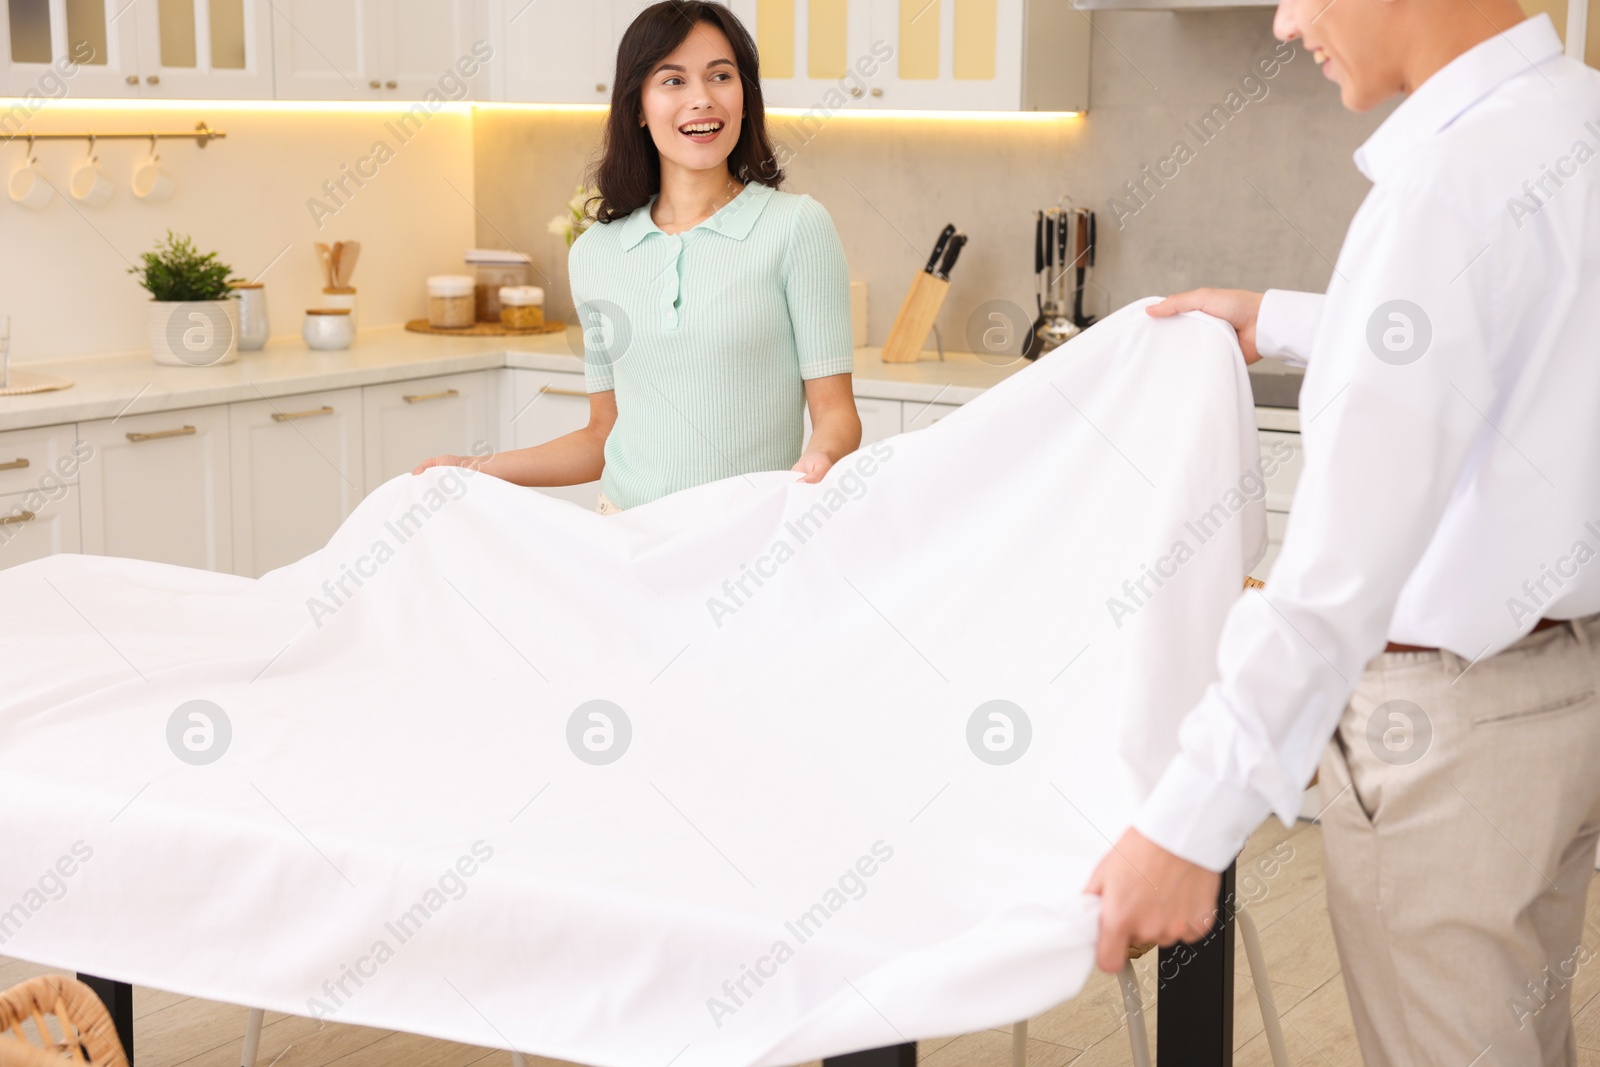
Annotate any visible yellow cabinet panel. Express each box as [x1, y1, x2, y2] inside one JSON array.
[[953, 0, 997, 81]]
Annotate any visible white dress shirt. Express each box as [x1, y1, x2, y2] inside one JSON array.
[[1137, 15, 1600, 869]]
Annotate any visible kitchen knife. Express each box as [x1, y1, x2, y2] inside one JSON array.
[[1073, 208, 1095, 328], [936, 232, 966, 280], [924, 224, 956, 274], [1056, 208, 1069, 312], [1033, 211, 1044, 313]]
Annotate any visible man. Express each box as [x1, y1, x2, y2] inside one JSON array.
[[1086, 1, 1600, 1063]]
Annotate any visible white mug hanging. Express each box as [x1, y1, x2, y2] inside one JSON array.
[[131, 138, 175, 203], [8, 139, 53, 210], [69, 137, 113, 206]]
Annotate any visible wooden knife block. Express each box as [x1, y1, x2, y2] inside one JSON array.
[[881, 271, 950, 363]]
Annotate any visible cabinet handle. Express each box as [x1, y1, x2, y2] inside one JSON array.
[[0, 510, 35, 526], [871, 87, 883, 97], [386, 80, 398, 89], [0, 458, 28, 472], [146, 74, 159, 85], [402, 388, 460, 404], [369, 79, 381, 89], [126, 425, 196, 442], [538, 386, 587, 399], [848, 86, 862, 97], [125, 75, 139, 85], [595, 83, 607, 93], [271, 405, 335, 422]]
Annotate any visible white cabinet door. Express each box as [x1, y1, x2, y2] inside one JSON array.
[[0, 489, 82, 571], [1, 0, 141, 97], [133, 0, 274, 98], [79, 406, 232, 572], [902, 398, 958, 432], [363, 371, 493, 493], [504, 368, 600, 508], [865, 0, 1024, 112], [735, 0, 876, 110], [499, 1, 612, 104], [230, 388, 364, 578], [271, 0, 382, 100], [384, 0, 490, 99], [1252, 509, 1289, 583]]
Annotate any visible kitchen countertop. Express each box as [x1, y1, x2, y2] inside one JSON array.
[[0, 326, 1298, 433]]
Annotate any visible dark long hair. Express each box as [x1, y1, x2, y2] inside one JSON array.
[[591, 1, 784, 224]]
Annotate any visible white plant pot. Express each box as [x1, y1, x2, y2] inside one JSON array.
[[148, 299, 240, 367]]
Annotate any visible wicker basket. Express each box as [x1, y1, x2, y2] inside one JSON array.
[[0, 976, 128, 1067]]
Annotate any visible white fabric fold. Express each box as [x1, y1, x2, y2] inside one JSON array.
[[0, 300, 1263, 1067]]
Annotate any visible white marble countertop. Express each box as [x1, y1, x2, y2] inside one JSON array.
[[1, 327, 1299, 434], [0, 326, 1028, 433]]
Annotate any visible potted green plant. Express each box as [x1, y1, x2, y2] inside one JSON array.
[[130, 231, 243, 367]]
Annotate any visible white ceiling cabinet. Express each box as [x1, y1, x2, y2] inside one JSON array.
[[727, 0, 1088, 112], [133, 0, 275, 99], [273, 0, 490, 101], [496, 0, 647, 106], [1, 0, 271, 99]]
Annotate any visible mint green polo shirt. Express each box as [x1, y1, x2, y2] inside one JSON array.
[[567, 181, 855, 509]]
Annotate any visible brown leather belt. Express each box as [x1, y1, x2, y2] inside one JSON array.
[[1385, 616, 1563, 654]]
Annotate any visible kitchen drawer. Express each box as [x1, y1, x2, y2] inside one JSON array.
[[78, 405, 233, 572], [903, 400, 961, 433], [363, 371, 492, 493], [0, 424, 84, 496], [0, 489, 82, 571], [503, 368, 600, 508], [1260, 430, 1303, 513], [231, 388, 364, 578]]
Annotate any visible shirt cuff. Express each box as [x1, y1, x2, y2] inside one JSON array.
[[1255, 289, 1324, 368], [1133, 752, 1275, 871]]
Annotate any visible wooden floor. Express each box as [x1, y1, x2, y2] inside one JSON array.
[[4, 819, 1598, 1067]]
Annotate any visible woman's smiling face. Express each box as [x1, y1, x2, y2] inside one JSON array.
[[639, 21, 745, 174]]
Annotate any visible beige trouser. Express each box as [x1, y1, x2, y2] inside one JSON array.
[[1318, 615, 1600, 1067]]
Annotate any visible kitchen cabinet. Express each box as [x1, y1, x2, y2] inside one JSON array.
[[273, 0, 490, 101], [230, 388, 364, 578], [78, 405, 233, 573], [730, 0, 1089, 112], [500, 367, 602, 507], [802, 394, 900, 446], [496, 0, 643, 105], [2, 0, 142, 97], [362, 370, 493, 494], [133, 0, 275, 99], [0, 489, 81, 571], [902, 398, 959, 432], [1, 0, 272, 99], [1259, 430, 1303, 514]]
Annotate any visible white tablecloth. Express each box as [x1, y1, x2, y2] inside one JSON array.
[[0, 301, 1264, 1067]]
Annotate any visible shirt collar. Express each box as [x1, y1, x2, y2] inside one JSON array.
[[618, 180, 776, 251], [1353, 14, 1564, 182]]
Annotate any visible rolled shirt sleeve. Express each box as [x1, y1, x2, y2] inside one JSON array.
[[1134, 179, 1500, 870], [1255, 289, 1326, 368], [781, 196, 855, 380]]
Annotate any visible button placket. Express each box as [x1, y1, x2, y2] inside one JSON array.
[[660, 234, 684, 330]]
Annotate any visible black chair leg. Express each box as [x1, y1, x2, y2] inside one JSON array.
[[823, 1042, 916, 1067], [78, 974, 134, 1065], [1155, 861, 1236, 1067]]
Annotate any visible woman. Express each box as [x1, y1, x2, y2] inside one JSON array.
[[415, 1, 862, 511]]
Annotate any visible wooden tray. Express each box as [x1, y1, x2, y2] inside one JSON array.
[[404, 319, 567, 337]]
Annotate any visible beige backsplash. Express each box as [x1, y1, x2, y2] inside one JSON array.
[[472, 10, 1392, 351]]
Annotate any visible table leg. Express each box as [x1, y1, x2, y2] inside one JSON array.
[[1155, 861, 1236, 1067], [78, 974, 134, 1065], [823, 1043, 916, 1067]]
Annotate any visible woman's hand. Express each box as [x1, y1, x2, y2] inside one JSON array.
[[791, 448, 836, 483], [412, 453, 488, 476], [1146, 289, 1265, 364]]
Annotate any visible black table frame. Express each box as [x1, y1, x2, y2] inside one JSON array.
[[80, 865, 1236, 1067]]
